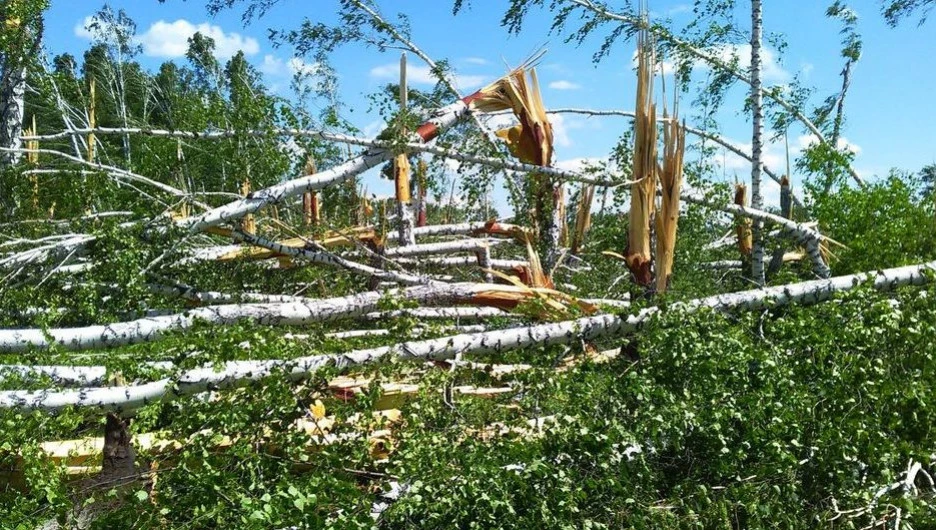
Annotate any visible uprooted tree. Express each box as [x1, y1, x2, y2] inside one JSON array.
[[2, 1, 936, 528]]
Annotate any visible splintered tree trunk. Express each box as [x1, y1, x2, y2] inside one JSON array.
[[655, 115, 685, 294], [416, 159, 428, 227], [570, 183, 595, 254], [735, 184, 753, 258], [750, 0, 766, 285], [0, 64, 26, 167], [303, 157, 319, 227], [395, 154, 415, 246], [626, 30, 657, 288]]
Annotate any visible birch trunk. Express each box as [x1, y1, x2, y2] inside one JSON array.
[[562, 0, 865, 187], [177, 98, 474, 234], [0, 64, 25, 166], [0, 282, 565, 352], [382, 239, 505, 259], [749, 0, 766, 286], [392, 256, 528, 270], [3, 260, 933, 411]]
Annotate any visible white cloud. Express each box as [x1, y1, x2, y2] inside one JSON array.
[[629, 50, 680, 77], [455, 74, 488, 90], [464, 57, 488, 65], [549, 113, 575, 148], [73, 16, 96, 39], [260, 55, 285, 76], [704, 44, 789, 83], [796, 134, 862, 155], [667, 4, 691, 16], [370, 62, 487, 90], [361, 120, 385, 139], [371, 62, 436, 84], [260, 54, 321, 77], [136, 19, 259, 59], [548, 80, 581, 90], [554, 157, 610, 173], [644, 43, 789, 83]]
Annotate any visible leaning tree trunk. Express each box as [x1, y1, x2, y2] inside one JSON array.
[[0, 62, 26, 167], [749, 0, 766, 286]]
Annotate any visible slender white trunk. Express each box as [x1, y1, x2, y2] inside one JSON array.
[[0, 282, 567, 352], [177, 99, 473, 234], [750, 0, 766, 285], [0, 64, 26, 166], [3, 260, 933, 411]]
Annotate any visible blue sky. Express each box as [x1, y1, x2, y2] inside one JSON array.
[[41, 0, 935, 211]]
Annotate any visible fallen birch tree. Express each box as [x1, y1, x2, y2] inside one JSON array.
[[0, 282, 591, 352], [2, 259, 932, 410]]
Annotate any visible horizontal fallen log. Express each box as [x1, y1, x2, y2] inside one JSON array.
[[360, 307, 513, 321], [381, 239, 508, 259], [0, 282, 590, 352], [0, 365, 105, 386], [0, 361, 175, 387], [392, 256, 528, 270], [412, 221, 528, 239], [324, 325, 487, 339], [2, 259, 932, 411], [232, 229, 436, 286]]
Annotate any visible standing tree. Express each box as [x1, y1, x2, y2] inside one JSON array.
[[0, 0, 46, 167], [749, 0, 766, 285]]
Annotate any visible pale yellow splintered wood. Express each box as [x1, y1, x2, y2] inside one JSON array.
[[240, 178, 256, 234], [5, 410, 402, 485], [627, 27, 658, 287], [735, 183, 753, 256], [571, 183, 595, 254], [394, 154, 412, 203], [655, 103, 685, 293], [87, 78, 96, 162], [303, 157, 319, 227]]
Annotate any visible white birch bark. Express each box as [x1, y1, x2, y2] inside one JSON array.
[[0, 365, 106, 386], [176, 99, 473, 234], [681, 188, 830, 278], [3, 260, 933, 411], [562, 0, 865, 187], [392, 257, 528, 270], [412, 222, 526, 239], [232, 229, 437, 286], [750, 0, 766, 286], [381, 239, 506, 259], [360, 307, 512, 321], [0, 282, 548, 352], [0, 64, 26, 166]]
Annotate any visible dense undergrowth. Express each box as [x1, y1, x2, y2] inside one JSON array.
[[3, 174, 936, 529], [3, 283, 936, 528]]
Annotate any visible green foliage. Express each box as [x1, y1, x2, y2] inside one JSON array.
[[4, 2, 936, 529], [811, 173, 936, 274], [882, 0, 934, 26]]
